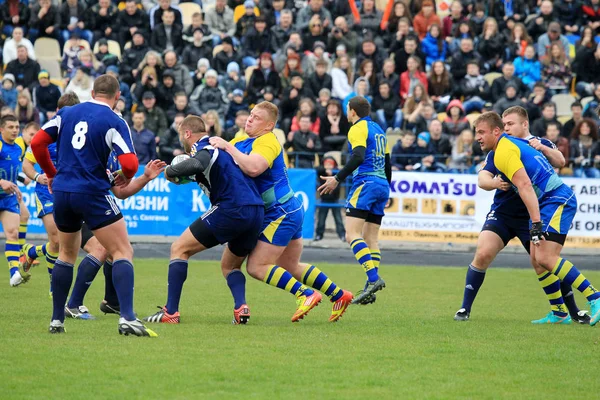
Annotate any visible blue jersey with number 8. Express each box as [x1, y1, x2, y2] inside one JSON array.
[[42, 100, 136, 194], [347, 116, 389, 181]]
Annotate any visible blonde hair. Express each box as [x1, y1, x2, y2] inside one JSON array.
[[205, 110, 223, 137], [254, 101, 279, 123], [15, 89, 34, 121], [138, 50, 164, 71], [456, 129, 474, 154], [474, 111, 504, 131], [333, 55, 353, 86]]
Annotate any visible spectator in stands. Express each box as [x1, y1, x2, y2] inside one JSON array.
[[183, 12, 212, 45], [575, 43, 600, 97], [119, 31, 148, 85], [514, 44, 541, 89], [207, 109, 225, 137], [29, 0, 61, 42], [442, 1, 465, 39], [393, 34, 425, 76], [421, 24, 446, 68], [562, 101, 584, 138], [1, 0, 30, 37], [428, 60, 453, 113], [373, 81, 402, 134], [391, 131, 417, 170], [320, 99, 349, 151], [243, 16, 273, 66], [163, 50, 192, 96], [224, 109, 250, 141], [5, 46, 41, 92], [206, 0, 236, 46], [115, 0, 150, 46], [531, 102, 562, 137], [222, 62, 246, 97], [303, 17, 328, 52], [412, 0, 440, 40], [105, 65, 132, 110], [478, 18, 505, 72], [149, 0, 182, 30], [491, 0, 526, 28], [130, 110, 157, 164], [541, 42, 571, 95], [213, 37, 242, 76], [65, 67, 94, 102], [192, 57, 210, 88], [281, 53, 303, 89], [570, 118, 600, 178], [412, 132, 446, 172], [59, 0, 93, 44], [342, 77, 371, 116], [225, 89, 249, 129], [449, 21, 475, 54], [286, 115, 322, 168], [235, 0, 257, 38], [583, 0, 600, 34], [167, 92, 192, 124], [448, 129, 481, 173], [443, 99, 470, 137], [450, 37, 483, 82], [1, 75, 18, 110], [72, 49, 104, 78], [527, 0, 555, 40], [491, 62, 528, 103], [537, 23, 571, 63], [459, 61, 490, 113], [281, 72, 314, 130], [493, 82, 527, 115], [555, 0, 583, 36], [375, 59, 400, 98], [182, 28, 213, 71], [355, 0, 383, 41], [355, 37, 387, 75], [155, 69, 182, 110], [400, 55, 428, 101], [151, 9, 184, 53], [305, 58, 331, 94], [526, 81, 552, 121], [356, 59, 376, 94], [545, 121, 570, 168], [328, 16, 359, 58], [140, 91, 169, 135], [33, 71, 61, 124], [296, 0, 332, 32], [404, 82, 432, 130], [88, 0, 118, 43], [470, 3, 487, 36], [95, 39, 119, 69], [61, 33, 89, 75], [159, 113, 185, 163], [15, 90, 40, 129], [316, 88, 331, 116], [385, 0, 413, 37], [412, 103, 437, 134], [506, 22, 532, 60], [428, 119, 452, 163], [270, 9, 294, 51], [331, 54, 353, 100], [190, 69, 229, 120], [315, 155, 345, 241], [3, 27, 35, 66], [247, 52, 281, 105], [263, 0, 285, 28], [583, 84, 600, 120], [115, 98, 129, 121]]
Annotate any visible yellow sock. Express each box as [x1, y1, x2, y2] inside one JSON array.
[[18, 223, 27, 250]]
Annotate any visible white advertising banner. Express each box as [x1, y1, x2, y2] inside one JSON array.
[[380, 172, 600, 248]]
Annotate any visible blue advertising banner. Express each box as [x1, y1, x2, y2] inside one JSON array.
[[17, 168, 316, 239]]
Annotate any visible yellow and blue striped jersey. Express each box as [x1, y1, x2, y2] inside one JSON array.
[[230, 132, 294, 209], [0, 136, 26, 197], [493, 133, 564, 198], [347, 116, 390, 180]]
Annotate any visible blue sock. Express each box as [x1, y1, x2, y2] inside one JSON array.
[[226, 270, 247, 309], [51, 260, 74, 322], [27, 244, 38, 259], [165, 259, 188, 314], [103, 261, 119, 306], [67, 255, 102, 309], [461, 264, 486, 312], [112, 259, 136, 321]]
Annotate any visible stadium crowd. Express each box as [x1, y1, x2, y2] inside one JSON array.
[[0, 0, 600, 177]]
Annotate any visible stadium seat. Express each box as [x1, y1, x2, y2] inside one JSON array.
[[552, 93, 576, 117], [437, 112, 447, 122], [50, 78, 65, 89], [569, 44, 576, 60], [34, 37, 61, 61], [557, 115, 571, 125], [180, 2, 202, 27], [124, 41, 132, 50], [323, 151, 343, 167], [466, 112, 481, 127], [38, 59, 62, 80], [386, 134, 401, 148], [93, 40, 122, 60], [245, 66, 256, 84], [212, 44, 223, 58], [233, 4, 259, 23], [273, 128, 286, 146], [580, 96, 593, 108], [62, 39, 90, 57], [483, 72, 502, 87]]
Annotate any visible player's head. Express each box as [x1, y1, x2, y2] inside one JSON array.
[[22, 122, 40, 146], [502, 106, 529, 138], [178, 115, 208, 153], [92, 74, 121, 108], [473, 112, 503, 152], [0, 115, 20, 143], [347, 96, 371, 124], [246, 101, 278, 137], [57, 92, 80, 110]]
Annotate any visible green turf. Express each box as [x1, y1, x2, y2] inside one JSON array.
[[1, 260, 600, 399]]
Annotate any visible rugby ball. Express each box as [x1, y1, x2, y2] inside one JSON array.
[[170, 154, 195, 184]]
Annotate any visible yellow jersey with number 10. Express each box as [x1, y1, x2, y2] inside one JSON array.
[[347, 116, 389, 180]]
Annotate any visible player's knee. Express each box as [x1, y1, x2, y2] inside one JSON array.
[[3, 224, 18, 240], [20, 208, 29, 222], [345, 232, 359, 244], [534, 252, 554, 270], [245, 262, 264, 280], [473, 248, 497, 269], [170, 240, 190, 260]]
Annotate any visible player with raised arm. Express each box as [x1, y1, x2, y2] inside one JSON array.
[[208, 101, 353, 324], [454, 106, 589, 324], [319, 96, 391, 305], [474, 111, 600, 326], [143, 115, 264, 325], [0, 115, 28, 286], [31, 74, 157, 336]]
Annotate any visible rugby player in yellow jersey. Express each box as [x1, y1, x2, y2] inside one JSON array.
[[319, 96, 391, 305], [474, 111, 600, 326], [209, 101, 353, 323]]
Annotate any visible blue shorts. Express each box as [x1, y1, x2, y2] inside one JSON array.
[[260, 196, 304, 246], [0, 194, 19, 214], [53, 191, 123, 233], [481, 209, 530, 249], [35, 185, 54, 218], [190, 204, 264, 257], [540, 186, 577, 236], [345, 177, 389, 216]]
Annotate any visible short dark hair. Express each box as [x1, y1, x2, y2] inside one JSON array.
[[541, 102, 556, 111], [474, 111, 503, 131], [502, 106, 529, 121], [1, 115, 18, 127], [236, 110, 250, 117], [57, 92, 80, 109], [174, 91, 187, 99], [348, 96, 371, 118], [299, 115, 311, 122], [546, 121, 561, 131], [180, 115, 207, 135], [93, 74, 120, 98], [23, 122, 40, 132], [533, 81, 546, 90], [133, 110, 145, 116], [571, 101, 582, 109]]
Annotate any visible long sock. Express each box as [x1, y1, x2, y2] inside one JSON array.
[[264, 265, 314, 297], [371, 250, 381, 274], [18, 223, 27, 250], [552, 258, 600, 302], [538, 271, 568, 317], [461, 264, 486, 312], [5, 240, 20, 277], [112, 259, 136, 321], [165, 259, 188, 314], [45, 248, 58, 293], [560, 280, 580, 316], [27, 242, 47, 260], [67, 255, 102, 309], [51, 260, 74, 322], [226, 270, 246, 309], [103, 261, 119, 306], [350, 238, 379, 282], [301, 265, 342, 302]]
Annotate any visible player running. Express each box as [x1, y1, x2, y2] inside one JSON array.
[[0, 115, 29, 286], [454, 106, 589, 324], [474, 111, 600, 326], [319, 96, 391, 305], [31, 74, 157, 337], [208, 101, 353, 324], [16, 123, 38, 257], [143, 115, 264, 325]]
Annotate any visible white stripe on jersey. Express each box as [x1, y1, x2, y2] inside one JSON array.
[[41, 115, 62, 132], [105, 128, 134, 155]]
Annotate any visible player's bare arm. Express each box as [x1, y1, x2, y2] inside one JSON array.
[[22, 158, 49, 186], [478, 170, 510, 191], [528, 138, 565, 168], [510, 168, 541, 223], [209, 137, 269, 177], [319, 146, 366, 195], [111, 160, 166, 199]]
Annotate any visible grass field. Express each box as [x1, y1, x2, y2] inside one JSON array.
[[1, 259, 600, 399]]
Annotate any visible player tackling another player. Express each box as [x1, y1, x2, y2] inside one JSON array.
[[473, 110, 600, 326]]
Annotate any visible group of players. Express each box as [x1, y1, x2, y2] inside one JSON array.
[[1, 71, 598, 336]]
